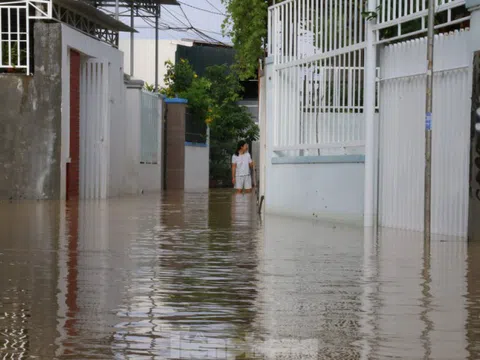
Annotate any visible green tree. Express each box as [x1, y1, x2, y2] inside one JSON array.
[[205, 65, 243, 105], [221, 0, 273, 80], [160, 60, 259, 185], [161, 59, 213, 122], [161, 59, 198, 97], [206, 65, 259, 185]]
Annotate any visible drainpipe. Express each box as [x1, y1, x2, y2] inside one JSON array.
[[363, 0, 377, 227]]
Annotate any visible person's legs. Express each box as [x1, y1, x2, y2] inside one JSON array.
[[244, 175, 252, 194], [235, 176, 245, 194]]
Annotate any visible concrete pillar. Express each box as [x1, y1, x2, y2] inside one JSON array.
[[467, 0, 480, 49], [259, 73, 267, 202], [164, 99, 187, 190], [264, 58, 275, 212], [363, 0, 378, 227]]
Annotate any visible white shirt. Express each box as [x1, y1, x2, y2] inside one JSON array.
[[232, 152, 252, 177]]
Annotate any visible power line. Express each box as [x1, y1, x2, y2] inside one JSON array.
[[112, 3, 227, 45], [176, 3, 227, 44], [177, 1, 226, 16], [205, 0, 223, 14], [176, 4, 214, 43], [162, 5, 190, 28], [178, 4, 193, 27]]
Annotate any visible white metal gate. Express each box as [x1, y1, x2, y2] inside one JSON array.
[[378, 30, 471, 237], [80, 58, 110, 199], [140, 90, 160, 164], [268, 0, 368, 156]]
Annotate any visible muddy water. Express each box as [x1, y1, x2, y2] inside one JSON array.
[[0, 190, 480, 359]]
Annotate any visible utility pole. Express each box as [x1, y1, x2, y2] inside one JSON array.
[[130, 4, 135, 77], [115, 0, 119, 47], [424, 0, 435, 242], [155, 5, 160, 92]]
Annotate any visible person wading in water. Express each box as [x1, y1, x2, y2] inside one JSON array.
[[231, 140, 254, 195]]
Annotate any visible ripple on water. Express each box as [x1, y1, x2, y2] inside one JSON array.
[[0, 192, 477, 359]]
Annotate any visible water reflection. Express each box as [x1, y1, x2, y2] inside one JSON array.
[[0, 192, 478, 359]]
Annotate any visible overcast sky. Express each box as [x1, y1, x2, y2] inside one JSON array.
[[118, 0, 231, 44]]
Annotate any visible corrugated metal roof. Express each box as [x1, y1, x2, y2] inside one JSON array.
[[54, 0, 137, 32], [81, 0, 179, 9]]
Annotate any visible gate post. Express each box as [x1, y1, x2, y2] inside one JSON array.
[[364, 0, 378, 227], [467, 0, 480, 241]]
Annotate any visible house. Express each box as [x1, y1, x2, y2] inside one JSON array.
[[260, 0, 480, 238], [0, 0, 173, 200]]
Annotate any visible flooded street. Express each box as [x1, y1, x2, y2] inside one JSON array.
[[0, 190, 480, 359]]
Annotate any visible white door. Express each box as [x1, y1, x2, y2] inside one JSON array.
[[80, 58, 110, 199]]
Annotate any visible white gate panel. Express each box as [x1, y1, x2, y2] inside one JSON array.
[[80, 58, 109, 200], [140, 90, 160, 164], [378, 30, 470, 237]]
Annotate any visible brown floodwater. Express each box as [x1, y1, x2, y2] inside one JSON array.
[[0, 190, 480, 359]]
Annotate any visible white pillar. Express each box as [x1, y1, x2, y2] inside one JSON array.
[[259, 72, 267, 200], [264, 57, 275, 213], [363, 0, 377, 227], [467, 1, 480, 50], [360, 227, 377, 359]]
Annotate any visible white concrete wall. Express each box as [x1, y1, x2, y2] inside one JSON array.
[[124, 87, 163, 195], [264, 61, 364, 223], [265, 162, 365, 223], [60, 25, 124, 200], [119, 39, 192, 86], [184, 144, 209, 191]]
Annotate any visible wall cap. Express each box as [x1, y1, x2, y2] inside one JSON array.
[[272, 155, 365, 164], [466, 0, 480, 10], [165, 98, 188, 104]]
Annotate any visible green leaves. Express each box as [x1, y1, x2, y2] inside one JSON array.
[[160, 59, 198, 98], [159, 58, 259, 183], [221, 0, 268, 80]]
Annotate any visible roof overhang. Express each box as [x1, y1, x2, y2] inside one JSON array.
[[54, 0, 137, 32]]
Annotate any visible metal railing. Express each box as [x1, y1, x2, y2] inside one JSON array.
[[273, 51, 377, 155], [268, 0, 367, 65], [185, 108, 207, 144], [267, 0, 465, 156], [0, 0, 52, 74], [374, 0, 469, 43], [268, 0, 370, 155], [140, 90, 160, 164]]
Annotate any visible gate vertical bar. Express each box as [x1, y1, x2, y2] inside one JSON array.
[[424, 0, 435, 241], [25, 6, 30, 75]]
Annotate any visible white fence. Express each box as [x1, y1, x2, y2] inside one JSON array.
[[373, 0, 469, 43], [273, 57, 369, 155], [140, 90, 160, 164], [0, 0, 52, 74], [268, 0, 366, 64], [267, 0, 468, 157], [378, 30, 471, 237], [268, 0, 371, 156], [80, 58, 110, 200]]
